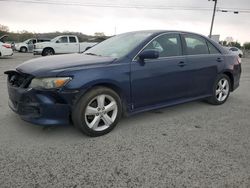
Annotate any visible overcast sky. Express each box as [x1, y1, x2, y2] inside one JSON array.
[[1, 0, 250, 43]]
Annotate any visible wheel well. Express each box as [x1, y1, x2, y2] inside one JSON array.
[[74, 83, 127, 116], [42, 47, 54, 54], [223, 72, 234, 91], [90, 83, 122, 97], [20, 46, 27, 50]]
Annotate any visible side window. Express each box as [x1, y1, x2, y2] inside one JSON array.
[[69, 37, 77, 43], [144, 33, 182, 57], [57, 37, 68, 43], [184, 35, 209, 55], [207, 42, 220, 54]]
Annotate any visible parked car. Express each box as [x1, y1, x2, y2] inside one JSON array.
[[225, 47, 243, 58], [33, 35, 96, 56], [0, 35, 13, 57], [14, 38, 51, 53], [5, 31, 241, 136]]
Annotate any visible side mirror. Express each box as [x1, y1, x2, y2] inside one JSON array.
[[138, 49, 159, 61]]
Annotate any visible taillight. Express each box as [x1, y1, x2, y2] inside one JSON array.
[[2, 44, 11, 48]]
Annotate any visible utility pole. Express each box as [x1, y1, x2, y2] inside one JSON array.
[[209, 0, 218, 38]]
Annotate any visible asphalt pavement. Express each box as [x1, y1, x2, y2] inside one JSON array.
[[0, 53, 249, 187]]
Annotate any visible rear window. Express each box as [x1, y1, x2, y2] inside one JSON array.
[[184, 34, 209, 55], [207, 42, 220, 54], [69, 37, 77, 43]]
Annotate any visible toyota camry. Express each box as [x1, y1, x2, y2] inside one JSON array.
[[5, 31, 241, 136]]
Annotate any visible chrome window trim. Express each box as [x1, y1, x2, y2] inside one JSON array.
[[142, 53, 221, 63]]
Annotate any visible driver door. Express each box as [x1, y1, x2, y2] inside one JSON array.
[[55, 36, 69, 53], [131, 33, 189, 109]]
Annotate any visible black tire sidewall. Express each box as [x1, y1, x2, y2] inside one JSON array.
[[20, 47, 27, 53], [43, 48, 54, 56], [72, 87, 122, 137]]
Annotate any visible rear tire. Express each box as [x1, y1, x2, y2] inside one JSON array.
[[72, 87, 122, 137], [207, 74, 231, 105]]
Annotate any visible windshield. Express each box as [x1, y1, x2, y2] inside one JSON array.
[[84, 32, 153, 58], [51, 36, 61, 42], [22, 39, 30, 43]]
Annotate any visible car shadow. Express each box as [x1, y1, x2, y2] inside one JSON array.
[[4, 100, 217, 140], [0, 56, 14, 60]]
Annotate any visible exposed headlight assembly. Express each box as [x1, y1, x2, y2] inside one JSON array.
[[29, 77, 72, 89]]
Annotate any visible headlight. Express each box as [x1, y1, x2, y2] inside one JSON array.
[[29, 77, 72, 89]]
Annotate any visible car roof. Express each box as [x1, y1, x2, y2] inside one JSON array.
[[125, 30, 229, 55], [126, 30, 208, 36]]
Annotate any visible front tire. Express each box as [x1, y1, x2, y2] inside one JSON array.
[[42, 48, 54, 56], [72, 87, 122, 137], [20, 47, 27, 53], [207, 74, 231, 105]]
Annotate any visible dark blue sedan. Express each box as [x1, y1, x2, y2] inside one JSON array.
[[5, 31, 241, 136]]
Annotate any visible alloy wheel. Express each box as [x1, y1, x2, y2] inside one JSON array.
[[84, 94, 118, 131], [216, 78, 229, 102]]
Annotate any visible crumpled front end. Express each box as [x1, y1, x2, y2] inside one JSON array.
[[5, 70, 72, 126]]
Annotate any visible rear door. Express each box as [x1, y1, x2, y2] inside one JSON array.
[[181, 33, 224, 97], [68, 36, 79, 53], [131, 33, 189, 108]]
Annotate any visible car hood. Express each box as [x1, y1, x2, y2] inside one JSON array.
[[16, 54, 116, 77], [15, 42, 26, 46]]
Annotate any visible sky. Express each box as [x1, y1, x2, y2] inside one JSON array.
[[0, 0, 250, 44]]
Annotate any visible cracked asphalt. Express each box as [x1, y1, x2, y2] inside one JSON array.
[[0, 53, 249, 187]]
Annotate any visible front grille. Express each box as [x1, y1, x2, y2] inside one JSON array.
[[5, 70, 33, 88]]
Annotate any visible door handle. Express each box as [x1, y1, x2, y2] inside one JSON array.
[[178, 61, 186, 67], [216, 58, 223, 62]]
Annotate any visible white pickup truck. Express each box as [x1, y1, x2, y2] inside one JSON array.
[[33, 35, 96, 56]]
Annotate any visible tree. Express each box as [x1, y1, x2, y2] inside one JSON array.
[[219, 40, 227, 46], [0, 24, 9, 32], [230, 41, 241, 49], [243, 42, 250, 50], [94, 32, 105, 37]]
